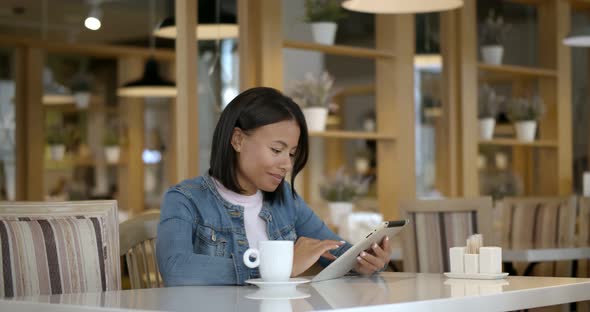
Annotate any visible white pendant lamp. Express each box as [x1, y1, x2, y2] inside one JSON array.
[[342, 0, 463, 14], [563, 27, 590, 47]]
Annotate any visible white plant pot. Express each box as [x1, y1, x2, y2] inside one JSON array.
[[49, 144, 66, 161], [514, 121, 537, 142], [303, 107, 328, 132], [481, 45, 504, 65], [73, 92, 91, 109], [328, 201, 353, 226], [105, 146, 120, 163], [311, 22, 338, 45], [3, 159, 15, 200], [478, 118, 496, 140]]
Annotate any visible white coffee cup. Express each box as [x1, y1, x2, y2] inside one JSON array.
[[243, 240, 293, 282]]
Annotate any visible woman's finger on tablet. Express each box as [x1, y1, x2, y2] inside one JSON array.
[[320, 251, 337, 260], [359, 251, 382, 271], [355, 256, 378, 275], [371, 243, 388, 260]]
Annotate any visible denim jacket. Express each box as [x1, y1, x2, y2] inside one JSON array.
[[156, 173, 352, 286]]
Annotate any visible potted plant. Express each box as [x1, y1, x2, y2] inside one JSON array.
[[46, 126, 66, 161], [320, 169, 369, 225], [288, 71, 335, 131], [478, 84, 501, 140], [304, 0, 347, 45], [103, 130, 120, 163], [506, 96, 545, 142], [70, 74, 92, 109], [480, 9, 510, 65]]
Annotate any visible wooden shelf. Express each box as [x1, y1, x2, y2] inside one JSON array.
[[283, 40, 395, 59], [309, 130, 395, 140], [45, 158, 126, 169], [478, 138, 558, 147], [504, 0, 544, 6], [478, 63, 557, 79]]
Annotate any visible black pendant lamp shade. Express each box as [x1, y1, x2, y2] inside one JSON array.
[[154, 0, 238, 40], [117, 58, 176, 97]]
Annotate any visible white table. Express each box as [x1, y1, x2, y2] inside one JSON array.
[[2, 272, 590, 312]]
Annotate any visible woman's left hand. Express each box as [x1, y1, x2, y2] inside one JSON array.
[[353, 236, 391, 275]]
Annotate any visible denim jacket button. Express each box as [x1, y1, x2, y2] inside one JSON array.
[[211, 232, 216, 242]]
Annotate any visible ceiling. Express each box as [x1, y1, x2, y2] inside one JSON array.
[[0, 0, 173, 45]]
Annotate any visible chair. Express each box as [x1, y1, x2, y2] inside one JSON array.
[[400, 197, 494, 273], [0, 200, 120, 297], [496, 196, 577, 277], [119, 211, 161, 289]]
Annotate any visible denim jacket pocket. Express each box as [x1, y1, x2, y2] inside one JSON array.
[[195, 224, 228, 257], [279, 225, 297, 241]]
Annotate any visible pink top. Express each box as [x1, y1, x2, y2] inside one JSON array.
[[213, 178, 269, 249]]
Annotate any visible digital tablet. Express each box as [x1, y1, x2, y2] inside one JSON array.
[[311, 219, 409, 282]]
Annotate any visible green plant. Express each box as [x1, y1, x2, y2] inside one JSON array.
[[288, 71, 335, 109], [46, 127, 65, 145], [320, 169, 369, 202], [506, 96, 545, 122], [478, 84, 502, 119], [103, 130, 119, 146], [480, 10, 510, 46], [304, 0, 347, 23]]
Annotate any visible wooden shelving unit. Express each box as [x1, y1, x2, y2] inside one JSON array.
[[236, 1, 416, 220], [478, 139, 558, 148], [459, 0, 572, 196], [283, 40, 395, 59], [309, 130, 396, 140], [478, 63, 557, 78], [45, 158, 126, 169]]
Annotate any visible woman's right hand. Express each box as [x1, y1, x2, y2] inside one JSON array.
[[291, 236, 344, 277]]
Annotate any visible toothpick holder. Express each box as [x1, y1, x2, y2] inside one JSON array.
[[479, 247, 502, 274], [449, 247, 465, 273], [464, 254, 479, 274]]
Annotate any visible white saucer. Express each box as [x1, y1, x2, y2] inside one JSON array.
[[245, 277, 310, 288], [245, 288, 311, 300], [444, 272, 509, 280]]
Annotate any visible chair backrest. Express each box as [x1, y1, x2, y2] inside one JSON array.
[[0, 200, 120, 297], [577, 197, 590, 278], [399, 197, 494, 273], [119, 211, 161, 289], [496, 196, 577, 276]]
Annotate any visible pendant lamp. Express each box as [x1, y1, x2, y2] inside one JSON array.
[[118, 0, 176, 97], [117, 58, 176, 97], [563, 27, 590, 47], [342, 0, 463, 14], [153, 0, 238, 40]]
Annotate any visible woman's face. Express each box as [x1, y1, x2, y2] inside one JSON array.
[[231, 120, 300, 195]]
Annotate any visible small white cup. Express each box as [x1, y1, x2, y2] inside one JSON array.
[[243, 240, 293, 282], [464, 254, 479, 274], [479, 247, 502, 274]]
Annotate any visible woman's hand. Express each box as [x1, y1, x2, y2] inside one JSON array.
[[354, 236, 391, 275], [292, 237, 344, 277]]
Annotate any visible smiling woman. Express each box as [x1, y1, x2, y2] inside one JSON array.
[[155, 87, 392, 286]]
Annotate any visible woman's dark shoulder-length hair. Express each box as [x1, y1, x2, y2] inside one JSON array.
[[209, 86, 309, 202]]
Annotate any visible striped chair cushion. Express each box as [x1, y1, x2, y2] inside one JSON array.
[[0, 216, 114, 297]]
